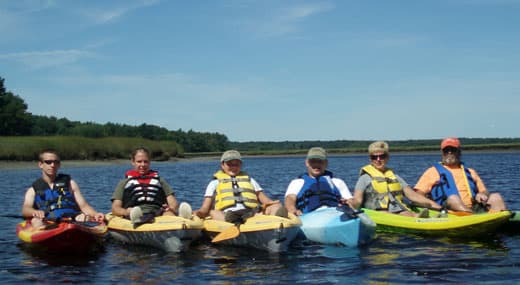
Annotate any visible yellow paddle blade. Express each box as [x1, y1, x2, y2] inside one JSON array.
[[211, 225, 240, 243]]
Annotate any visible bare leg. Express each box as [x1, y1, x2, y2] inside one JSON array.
[[446, 195, 472, 212], [210, 209, 226, 221], [487, 193, 507, 212]]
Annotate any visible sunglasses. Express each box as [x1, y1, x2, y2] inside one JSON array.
[[370, 154, 388, 160], [442, 146, 459, 154], [42, 159, 61, 165]]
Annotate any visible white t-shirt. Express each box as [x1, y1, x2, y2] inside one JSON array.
[[204, 178, 263, 212], [285, 176, 352, 199]]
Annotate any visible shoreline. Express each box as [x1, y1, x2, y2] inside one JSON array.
[[1, 149, 519, 170]]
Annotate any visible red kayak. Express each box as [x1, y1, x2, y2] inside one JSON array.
[[16, 219, 107, 253]]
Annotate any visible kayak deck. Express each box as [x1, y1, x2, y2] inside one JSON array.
[[203, 213, 301, 252], [106, 213, 204, 252], [299, 207, 376, 247], [363, 208, 512, 237], [16, 219, 107, 253]]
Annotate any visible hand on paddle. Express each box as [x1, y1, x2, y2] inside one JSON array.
[[339, 198, 356, 209], [31, 210, 45, 219]]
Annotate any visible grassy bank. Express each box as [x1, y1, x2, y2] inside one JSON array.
[[2, 136, 520, 162], [184, 142, 520, 158], [0, 136, 182, 161]]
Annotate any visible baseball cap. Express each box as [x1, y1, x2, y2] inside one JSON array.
[[441, 137, 461, 149], [307, 147, 327, 160], [220, 150, 242, 162]]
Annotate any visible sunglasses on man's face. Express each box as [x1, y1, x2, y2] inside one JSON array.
[[42, 159, 60, 165], [370, 154, 388, 160], [442, 147, 459, 154]]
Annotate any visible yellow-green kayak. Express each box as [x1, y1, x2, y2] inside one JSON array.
[[363, 208, 512, 237]]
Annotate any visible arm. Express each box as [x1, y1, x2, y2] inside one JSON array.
[[351, 189, 364, 209], [403, 186, 442, 210], [194, 197, 213, 218], [111, 199, 131, 217], [165, 195, 179, 215], [351, 175, 370, 209], [257, 191, 274, 205], [21, 187, 45, 219], [284, 194, 302, 216], [71, 180, 104, 221], [470, 169, 490, 204], [333, 178, 355, 207]]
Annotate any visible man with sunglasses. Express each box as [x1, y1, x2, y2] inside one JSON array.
[[21, 149, 104, 228], [352, 141, 439, 217], [414, 137, 507, 213]]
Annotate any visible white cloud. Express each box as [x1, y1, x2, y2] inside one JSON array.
[[79, 0, 161, 25], [0, 49, 96, 69], [243, 2, 335, 38]]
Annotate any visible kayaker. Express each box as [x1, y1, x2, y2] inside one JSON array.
[[352, 141, 439, 217], [414, 137, 507, 213], [194, 150, 288, 222], [284, 147, 354, 216], [21, 149, 105, 228], [111, 147, 192, 224]]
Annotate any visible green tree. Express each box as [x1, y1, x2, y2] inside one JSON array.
[[0, 77, 32, 135]]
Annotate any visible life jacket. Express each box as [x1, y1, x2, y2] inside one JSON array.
[[122, 170, 166, 208], [430, 162, 478, 205], [295, 171, 342, 214], [32, 174, 80, 220], [213, 170, 260, 211], [359, 164, 407, 211]]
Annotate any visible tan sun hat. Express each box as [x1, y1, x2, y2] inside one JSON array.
[[306, 147, 327, 160], [220, 150, 242, 162]]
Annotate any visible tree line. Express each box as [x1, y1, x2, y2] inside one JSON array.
[[0, 77, 229, 153], [2, 76, 519, 159]]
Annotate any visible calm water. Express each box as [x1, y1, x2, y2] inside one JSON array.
[[1, 153, 520, 284]]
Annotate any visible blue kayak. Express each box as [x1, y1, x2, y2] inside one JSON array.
[[299, 206, 376, 247]]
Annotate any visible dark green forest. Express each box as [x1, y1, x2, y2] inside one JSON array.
[[0, 77, 229, 153]]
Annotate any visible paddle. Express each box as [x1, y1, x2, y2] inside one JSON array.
[[211, 208, 257, 243], [337, 204, 364, 221], [212, 225, 240, 243]]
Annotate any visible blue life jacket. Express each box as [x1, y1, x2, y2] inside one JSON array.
[[430, 162, 478, 205], [296, 171, 342, 214], [32, 174, 80, 220]]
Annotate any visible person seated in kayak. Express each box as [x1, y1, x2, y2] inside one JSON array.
[[194, 150, 288, 223], [414, 137, 507, 213], [351, 141, 440, 218], [111, 147, 192, 223], [21, 149, 105, 228], [285, 147, 354, 216]]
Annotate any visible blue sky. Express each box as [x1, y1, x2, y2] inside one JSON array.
[[1, 0, 519, 142]]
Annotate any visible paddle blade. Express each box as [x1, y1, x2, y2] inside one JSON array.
[[212, 225, 240, 243]]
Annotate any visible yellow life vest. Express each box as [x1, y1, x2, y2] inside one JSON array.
[[213, 170, 260, 211], [360, 164, 406, 210]]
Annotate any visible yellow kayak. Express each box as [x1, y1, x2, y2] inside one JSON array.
[[363, 208, 512, 237], [106, 213, 204, 252], [203, 213, 301, 252]]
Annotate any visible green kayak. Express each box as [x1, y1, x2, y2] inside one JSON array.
[[363, 208, 512, 237]]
